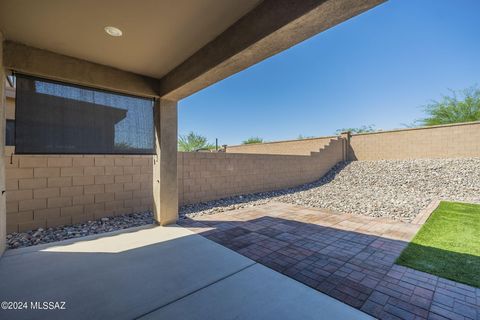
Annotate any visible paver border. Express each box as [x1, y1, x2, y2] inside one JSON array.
[[411, 199, 441, 225], [412, 198, 480, 225]]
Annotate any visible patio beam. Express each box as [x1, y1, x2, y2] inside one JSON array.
[[3, 41, 159, 97], [158, 0, 385, 100], [153, 99, 178, 225]]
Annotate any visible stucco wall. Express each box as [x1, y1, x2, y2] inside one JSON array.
[[179, 138, 344, 205], [226, 137, 335, 155], [348, 121, 480, 160]]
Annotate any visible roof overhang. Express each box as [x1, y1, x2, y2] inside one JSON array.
[[1, 0, 386, 99]]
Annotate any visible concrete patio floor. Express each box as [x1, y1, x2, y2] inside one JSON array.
[[0, 224, 372, 320], [180, 202, 480, 320]]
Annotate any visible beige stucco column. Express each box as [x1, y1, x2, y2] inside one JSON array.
[[0, 33, 7, 256], [153, 99, 178, 225]]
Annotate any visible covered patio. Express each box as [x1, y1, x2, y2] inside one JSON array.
[[0, 0, 386, 319], [0, 0, 385, 252]]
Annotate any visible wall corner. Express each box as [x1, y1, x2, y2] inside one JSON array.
[[0, 32, 7, 257], [340, 131, 351, 162]]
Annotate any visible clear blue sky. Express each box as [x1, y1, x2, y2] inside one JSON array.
[[179, 0, 480, 146]]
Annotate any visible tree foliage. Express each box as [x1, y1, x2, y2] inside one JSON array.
[[335, 124, 377, 135], [178, 132, 215, 151], [242, 137, 264, 144], [420, 86, 480, 126]]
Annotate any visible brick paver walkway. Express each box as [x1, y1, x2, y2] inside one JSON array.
[[179, 202, 480, 320]]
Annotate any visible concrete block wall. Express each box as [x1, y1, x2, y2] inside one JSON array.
[[4, 111, 478, 234], [4, 89, 155, 233], [5, 151, 153, 233], [226, 136, 335, 155], [6, 137, 343, 232], [178, 138, 344, 205], [226, 122, 480, 160], [2, 75, 348, 234], [348, 121, 480, 160]]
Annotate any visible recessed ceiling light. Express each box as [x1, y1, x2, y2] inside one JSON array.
[[104, 26, 123, 37]]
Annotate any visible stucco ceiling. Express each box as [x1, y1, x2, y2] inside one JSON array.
[[0, 0, 262, 78]]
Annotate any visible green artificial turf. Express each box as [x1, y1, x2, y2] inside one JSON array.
[[396, 201, 480, 288]]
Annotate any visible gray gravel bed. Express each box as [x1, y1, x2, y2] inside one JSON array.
[[7, 158, 480, 249]]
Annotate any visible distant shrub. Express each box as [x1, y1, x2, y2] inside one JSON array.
[[335, 124, 377, 135], [420, 86, 480, 126], [242, 137, 264, 144], [178, 132, 215, 151]]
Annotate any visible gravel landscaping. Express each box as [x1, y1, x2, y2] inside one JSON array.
[[277, 158, 480, 221], [7, 158, 480, 249], [181, 158, 480, 221], [7, 212, 155, 249]]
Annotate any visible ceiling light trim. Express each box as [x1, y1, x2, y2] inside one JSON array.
[[104, 26, 123, 37]]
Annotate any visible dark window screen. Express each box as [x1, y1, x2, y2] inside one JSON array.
[[6, 120, 15, 146], [15, 74, 155, 154]]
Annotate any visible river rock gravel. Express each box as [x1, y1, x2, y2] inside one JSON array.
[[7, 158, 480, 249], [275, 158, 480, 221], [7, 212, 155, 249]]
